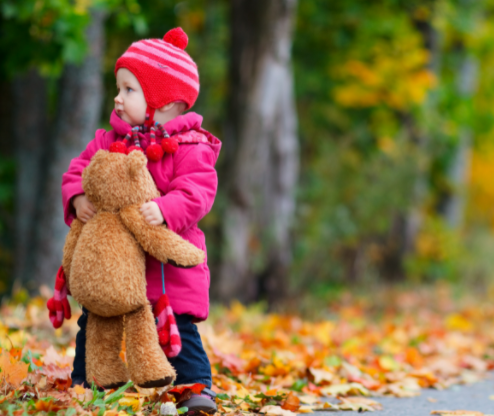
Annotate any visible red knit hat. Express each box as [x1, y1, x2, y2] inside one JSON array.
[[115, 28, 199, 113]]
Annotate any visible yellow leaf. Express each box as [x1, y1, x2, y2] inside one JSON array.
[[378, 356, 400, 371], [320, 383, 370, 397], [446, 314, 473, 332], [73, 384, 86, 395], [235, 385, 252, 399], [119, 397, 141, 412]]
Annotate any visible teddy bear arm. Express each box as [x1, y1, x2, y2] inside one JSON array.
[[119, 205, 205, 267], [62, 218, 84, 290]]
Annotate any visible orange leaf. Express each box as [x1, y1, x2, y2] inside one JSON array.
[[282, 392, 301, 412], [0, 352, 28, 388], [9, 348, 22, 361], [265, 389, 279, 396], [35, 399, 63, 412], [73, 384, 86, 395]]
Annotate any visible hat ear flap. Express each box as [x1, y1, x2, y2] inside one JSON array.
[[127, 150, 147, 180]]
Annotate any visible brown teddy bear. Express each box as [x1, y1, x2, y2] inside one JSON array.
[[62, 149, 205, 389]]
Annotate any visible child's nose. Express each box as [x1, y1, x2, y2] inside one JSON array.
[[114, 93, 123, 104]]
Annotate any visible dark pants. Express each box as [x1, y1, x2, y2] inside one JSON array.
[[72, 308, 212, 388]]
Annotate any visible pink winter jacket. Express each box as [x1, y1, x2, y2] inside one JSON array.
[[61, 110, 221, 321]]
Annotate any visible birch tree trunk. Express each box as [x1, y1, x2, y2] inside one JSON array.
[[28, 10, 106, 290], [217, 0, 299, 306]]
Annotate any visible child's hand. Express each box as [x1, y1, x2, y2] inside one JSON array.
[[73, 194, 96, 223], [140, 201, 164, 226]]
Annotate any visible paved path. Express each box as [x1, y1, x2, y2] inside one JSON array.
[[322, 376, 494, 415]]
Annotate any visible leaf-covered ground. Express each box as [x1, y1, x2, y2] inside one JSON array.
[[0, 284, 494, 415]]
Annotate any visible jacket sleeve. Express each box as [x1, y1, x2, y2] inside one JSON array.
[[61, 129, 110, 226], [153, 143, 218, 234]]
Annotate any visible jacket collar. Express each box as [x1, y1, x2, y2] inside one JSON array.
[[110, 110, 204, 138]]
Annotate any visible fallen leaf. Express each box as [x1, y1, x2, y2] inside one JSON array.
[[73, 384, 86, 395], [119, 396, 142, 412], [0, 352, 29, 388], [281, 392, 300, 412], [298, 395, 320, 405], [320, 382, 370, 397], [260, 405, 297, 416], [35, 399, 64, 412], [338, 397, 382, 411], [43, 346, 72, 367], [309, 368, 334, 384]]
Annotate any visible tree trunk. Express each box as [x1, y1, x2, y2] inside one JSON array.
[[216, 0, 299, 306], [28, 10, 106, 291], [11, 70, 48, 293], [443, 55, 477, 228]]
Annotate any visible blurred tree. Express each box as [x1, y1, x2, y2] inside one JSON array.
[[217, 0, 299, 305], [1, 0, 141, 293], [30, 9, 106, 290], [439, 0, 480, 228], [291, 0, 437, 286]]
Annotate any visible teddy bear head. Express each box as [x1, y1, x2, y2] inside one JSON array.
[[82, 150, 160, 212]]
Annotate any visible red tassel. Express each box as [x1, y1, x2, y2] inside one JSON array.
[[161, 138, 179, 154], [127, 145, 144, 154], [109, 141, 127, 154], [146, 144, 164, 162]]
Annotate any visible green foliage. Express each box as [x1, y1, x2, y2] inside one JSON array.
[[290, 0, 494, 287], [0, 0, 144, 77], [4, 0, 494, 297]]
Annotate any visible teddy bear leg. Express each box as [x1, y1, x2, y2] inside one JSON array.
[[125, 305, 176, 388], [86, 312, 130, 389]]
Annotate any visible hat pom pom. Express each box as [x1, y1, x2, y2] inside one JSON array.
[[146, 143, 164, 162], [163, 27, 188, 50], [127, 145, 144, 155], [109, 141, 127, 154], [162, 138, 179, 154]]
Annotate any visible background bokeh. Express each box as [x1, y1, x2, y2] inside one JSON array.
[[2, 0, 494, 307]]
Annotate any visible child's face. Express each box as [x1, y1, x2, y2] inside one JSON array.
[[114, 68, 147, 126]]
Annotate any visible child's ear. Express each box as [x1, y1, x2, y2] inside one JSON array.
[[126, 150, 147, 179]]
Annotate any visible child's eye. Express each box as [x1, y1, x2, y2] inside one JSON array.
[[127, 87, 133, 92]]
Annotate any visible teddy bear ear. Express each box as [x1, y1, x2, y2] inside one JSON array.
[[126, 150, 147, 179]]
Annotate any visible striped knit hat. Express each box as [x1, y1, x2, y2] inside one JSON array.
[[115, 27, 199, 116]]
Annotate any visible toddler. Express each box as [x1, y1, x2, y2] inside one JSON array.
[[61, 27, 221, 414]]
